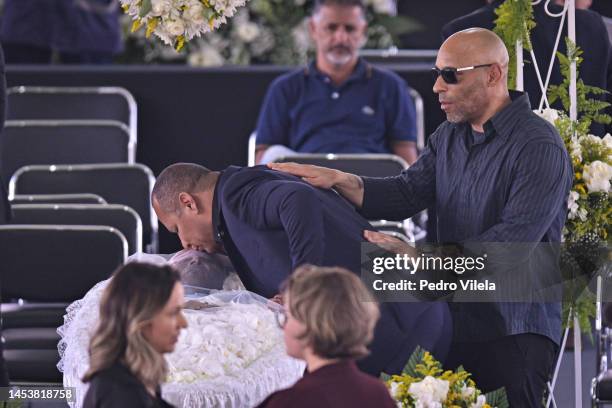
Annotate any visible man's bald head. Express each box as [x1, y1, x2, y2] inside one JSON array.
[[441, 28, 509, 73], [152, 163, 217, 214]]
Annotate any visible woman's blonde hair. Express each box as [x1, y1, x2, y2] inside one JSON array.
[[283, 265, 379, 359], [82, 262, 181, 390]]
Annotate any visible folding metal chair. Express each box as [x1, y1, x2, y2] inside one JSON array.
[[9, 163, 158, 253], [11, 204, 142, 254], [274, 153, 408, 177], [0, 224, 127, 382], [0, 119, 132, 181], [10, 193, 107, 205], [7, 86, 137, 147]]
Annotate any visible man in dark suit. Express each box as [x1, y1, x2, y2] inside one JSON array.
[[442, 0, 612, 135], [152, 162, 452, 376]]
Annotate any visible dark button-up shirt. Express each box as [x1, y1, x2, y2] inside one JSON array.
[[360, 91, 573, 344], [255, 58, 417, 154]]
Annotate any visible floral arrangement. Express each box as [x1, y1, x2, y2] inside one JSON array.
[[534, 40, 612, 333], [119, 0, 250, 51], [383, 347, 508, 408], [120, 0, 421, 65]]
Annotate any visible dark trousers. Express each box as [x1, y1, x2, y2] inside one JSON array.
[[358, 302, 453, 376], [445, 333, 557, 407]]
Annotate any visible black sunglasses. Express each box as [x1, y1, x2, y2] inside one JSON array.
[[431, 64, 494, 84]]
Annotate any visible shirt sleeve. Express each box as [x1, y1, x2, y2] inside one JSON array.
[[223, 173, 326, 268], [360, 130, 438, 220], [255, 76, 292, 147], [384, 77, 417, 143], [473, 142, 572, 242]]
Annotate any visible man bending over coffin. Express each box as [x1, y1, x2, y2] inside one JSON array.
[[152, 162, 451, 376]]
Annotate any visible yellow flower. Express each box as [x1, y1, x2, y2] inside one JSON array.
[[131, 19, 143, 33], [146, 18, 159, 38], [175, 35, 185, 51]]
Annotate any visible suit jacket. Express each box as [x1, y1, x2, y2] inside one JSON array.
[[442, 0, 612, 135], [212, 166, 452, 375], [256, 360, 397, 408]]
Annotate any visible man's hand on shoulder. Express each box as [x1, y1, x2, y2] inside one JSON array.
[[267, 162, 365, 207]]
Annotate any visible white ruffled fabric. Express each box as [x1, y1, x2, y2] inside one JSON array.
[[58, 258, 304, 408]]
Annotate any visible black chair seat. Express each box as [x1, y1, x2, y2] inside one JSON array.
[[3, 327, 60, 349], [4, 349, 62, 382], [1, 303, 67, 328], [597, 370, 612, 401]]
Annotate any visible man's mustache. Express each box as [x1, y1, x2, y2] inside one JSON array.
[[328, 45, 352, 53]]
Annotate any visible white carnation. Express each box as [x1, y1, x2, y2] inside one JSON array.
[[570, 137, 582, 163], [534, 108, 560, 126], [461, 385, 475, 399], [408, 376, 449, 407], [236, 21, 260, 42], [583, 160, 612, 193], [163, 18, 186, 36]]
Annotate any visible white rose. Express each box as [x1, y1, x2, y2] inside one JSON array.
[[370, 0, 396, 15], [151, 0, 171, 16], [583, 160, 612, 193], [408, 376, 449, 405], [470, 395, 487, 408], [163, 19, 185, 36], [534, 108, 560, 126], [236, 21, 260, 42]]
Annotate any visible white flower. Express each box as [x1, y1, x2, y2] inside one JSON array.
[[578, 207, 588, 222], [567, 190, 580, 219], [163, 18, 185, 36], [236, 21, 260, 42], [151, 0, 172, 16], [603, 134, 612, 150], [365, 0, 397, 15], [187, 44, 225, 67], [534, 108, 560, 126], [570, 137, 582, 163], [389, 381, 401, 398], [408, 376, 449, 407], [184, 1, 205, 24], [583, 160, 612, 193], [461, 385, 475, 399], [470, 395, 487, 408]]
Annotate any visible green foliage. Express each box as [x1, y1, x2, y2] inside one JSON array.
[[493, 0, 536, 89], [485, 388, 510, 408], [548, 38, 612, 129]]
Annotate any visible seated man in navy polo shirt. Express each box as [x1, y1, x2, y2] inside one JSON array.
[[255, 0, 418, 165]]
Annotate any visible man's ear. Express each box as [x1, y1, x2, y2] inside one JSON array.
[[178, 192, 198, 212], [488, 63, 504, 86]]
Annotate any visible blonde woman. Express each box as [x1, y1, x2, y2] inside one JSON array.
[[257, 265, 396, 408], [82, 262, 187, 408]]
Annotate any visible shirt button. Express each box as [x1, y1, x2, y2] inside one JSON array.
[[331, 92, 340, 99]]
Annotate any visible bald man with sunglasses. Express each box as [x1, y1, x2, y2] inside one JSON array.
[[270, 28, 573, 407]]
